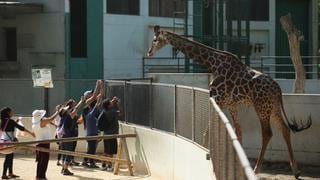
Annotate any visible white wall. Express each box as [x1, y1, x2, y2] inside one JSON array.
[[120, 123, 216, 180], [103, 0, 189, 79], [237, 94, 320, 165]]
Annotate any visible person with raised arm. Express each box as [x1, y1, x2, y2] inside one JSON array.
[[58, 95, 85, 176], [32, 106, 63, 180], [82, 80, 104, 168]]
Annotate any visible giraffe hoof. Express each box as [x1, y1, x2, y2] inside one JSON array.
[[294, 170, 301, 179]]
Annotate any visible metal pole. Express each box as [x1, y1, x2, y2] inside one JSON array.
[[218, 0, 224, 50], [184, 0, 190, 73], [44, 88, 49, 114]]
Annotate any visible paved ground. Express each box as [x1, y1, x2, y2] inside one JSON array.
[[0, 155, 319, 180], [0, 155, 155, 180]]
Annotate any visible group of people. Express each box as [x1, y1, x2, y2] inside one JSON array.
[[0, 80, 121, 180]]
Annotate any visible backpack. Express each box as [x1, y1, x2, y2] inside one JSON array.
[[97, 110, 108, 131]]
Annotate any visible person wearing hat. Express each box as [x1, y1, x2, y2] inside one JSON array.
[[1, 107, 35, 179], [32, 108, 62, 180]]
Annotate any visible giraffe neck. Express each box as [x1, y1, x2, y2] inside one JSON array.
[[162, 31, 240, 71]]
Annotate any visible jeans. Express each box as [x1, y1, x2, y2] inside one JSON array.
[[61, 142, 74, 165]]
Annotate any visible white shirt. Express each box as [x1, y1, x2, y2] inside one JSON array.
[[32, 121, 55, 141]]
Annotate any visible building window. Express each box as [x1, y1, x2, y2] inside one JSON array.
[[149, 0, 185, 18], [70, 0, 87, 58], [0, 28, 17, 62], [107, 0, 140, 15], [227, 0, 269, 21]]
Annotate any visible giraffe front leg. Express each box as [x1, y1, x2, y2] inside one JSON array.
[[229, 107, 242, 143]]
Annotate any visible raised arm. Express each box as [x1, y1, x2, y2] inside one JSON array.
[[40, 108, 61, 128], [70, 96, 85, 119], [86, 80, 103, 105]]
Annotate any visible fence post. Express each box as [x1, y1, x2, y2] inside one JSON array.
[[192, 88, 195, 141], [124, 81, 128, 124], [149, 81, 153, 129], [260, 56, 264, 73], [174, 85, 177, 135]]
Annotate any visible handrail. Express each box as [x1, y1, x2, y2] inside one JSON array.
[[210, 98, 257, 180], [0, 134, 137, 146]]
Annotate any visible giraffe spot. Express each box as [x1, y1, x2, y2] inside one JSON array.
[[226, 71, 233, 79], [211, 67, 217, 72], [230, 73, 237, 81], [240, 79, 248, 85], [200, 48, 207, 54], [223, 63, 230, 69], [239, 87, 245, 94], [235, 65, 241, 72], [188, 53, 195, 59], [201, 53, 209, 60], [234, 87, 239, 95], [217, 84, 225, 92], [186, 46, 193, 51], [193, 47, 200, 55], [245, 73, 252, 80], [221, 69, 227, 75], [210, 89, 218, 96], [230, 60, 237, 66], [235, 79, 241, 85]]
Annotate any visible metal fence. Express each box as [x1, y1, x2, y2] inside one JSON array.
[[143, 56, 320, 79], [105, 80, 256, 180]]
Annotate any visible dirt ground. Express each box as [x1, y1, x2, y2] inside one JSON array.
[[0, 155, 155, 180], [254, 160, 320, 180], [0, 155, 319, 180]]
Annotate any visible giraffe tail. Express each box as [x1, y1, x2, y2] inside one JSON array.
[[279, 94, 312, 133]]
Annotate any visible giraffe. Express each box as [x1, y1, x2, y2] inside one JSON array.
[[147, 25, 312, 178]]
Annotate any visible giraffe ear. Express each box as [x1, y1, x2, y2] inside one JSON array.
[[154, 25, 160, 33]]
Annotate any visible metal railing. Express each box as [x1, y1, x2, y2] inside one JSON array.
[[105, 80, 256, 180], [258, 56, 320, 79], [143, 56, 320, 79], [142, 57, 208, 77]]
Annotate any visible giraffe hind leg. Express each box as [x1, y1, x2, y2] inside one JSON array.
[[271, 111, 300, 178], [253, 112, 272, 174], [229, 107, 242, 143]]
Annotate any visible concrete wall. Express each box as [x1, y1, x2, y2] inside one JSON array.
[[120, 123, 215, 180], [0, 0, 65, 79]]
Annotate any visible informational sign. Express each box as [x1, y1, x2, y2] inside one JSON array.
[[31, 68, 53, 88]]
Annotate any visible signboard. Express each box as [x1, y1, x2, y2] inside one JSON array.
[[32, 68, 53, 88]]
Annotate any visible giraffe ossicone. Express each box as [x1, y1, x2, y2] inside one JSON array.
[[147, 25, 312, 178]]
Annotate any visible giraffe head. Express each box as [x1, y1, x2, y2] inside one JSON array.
[[147, 25, 168, 57]]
